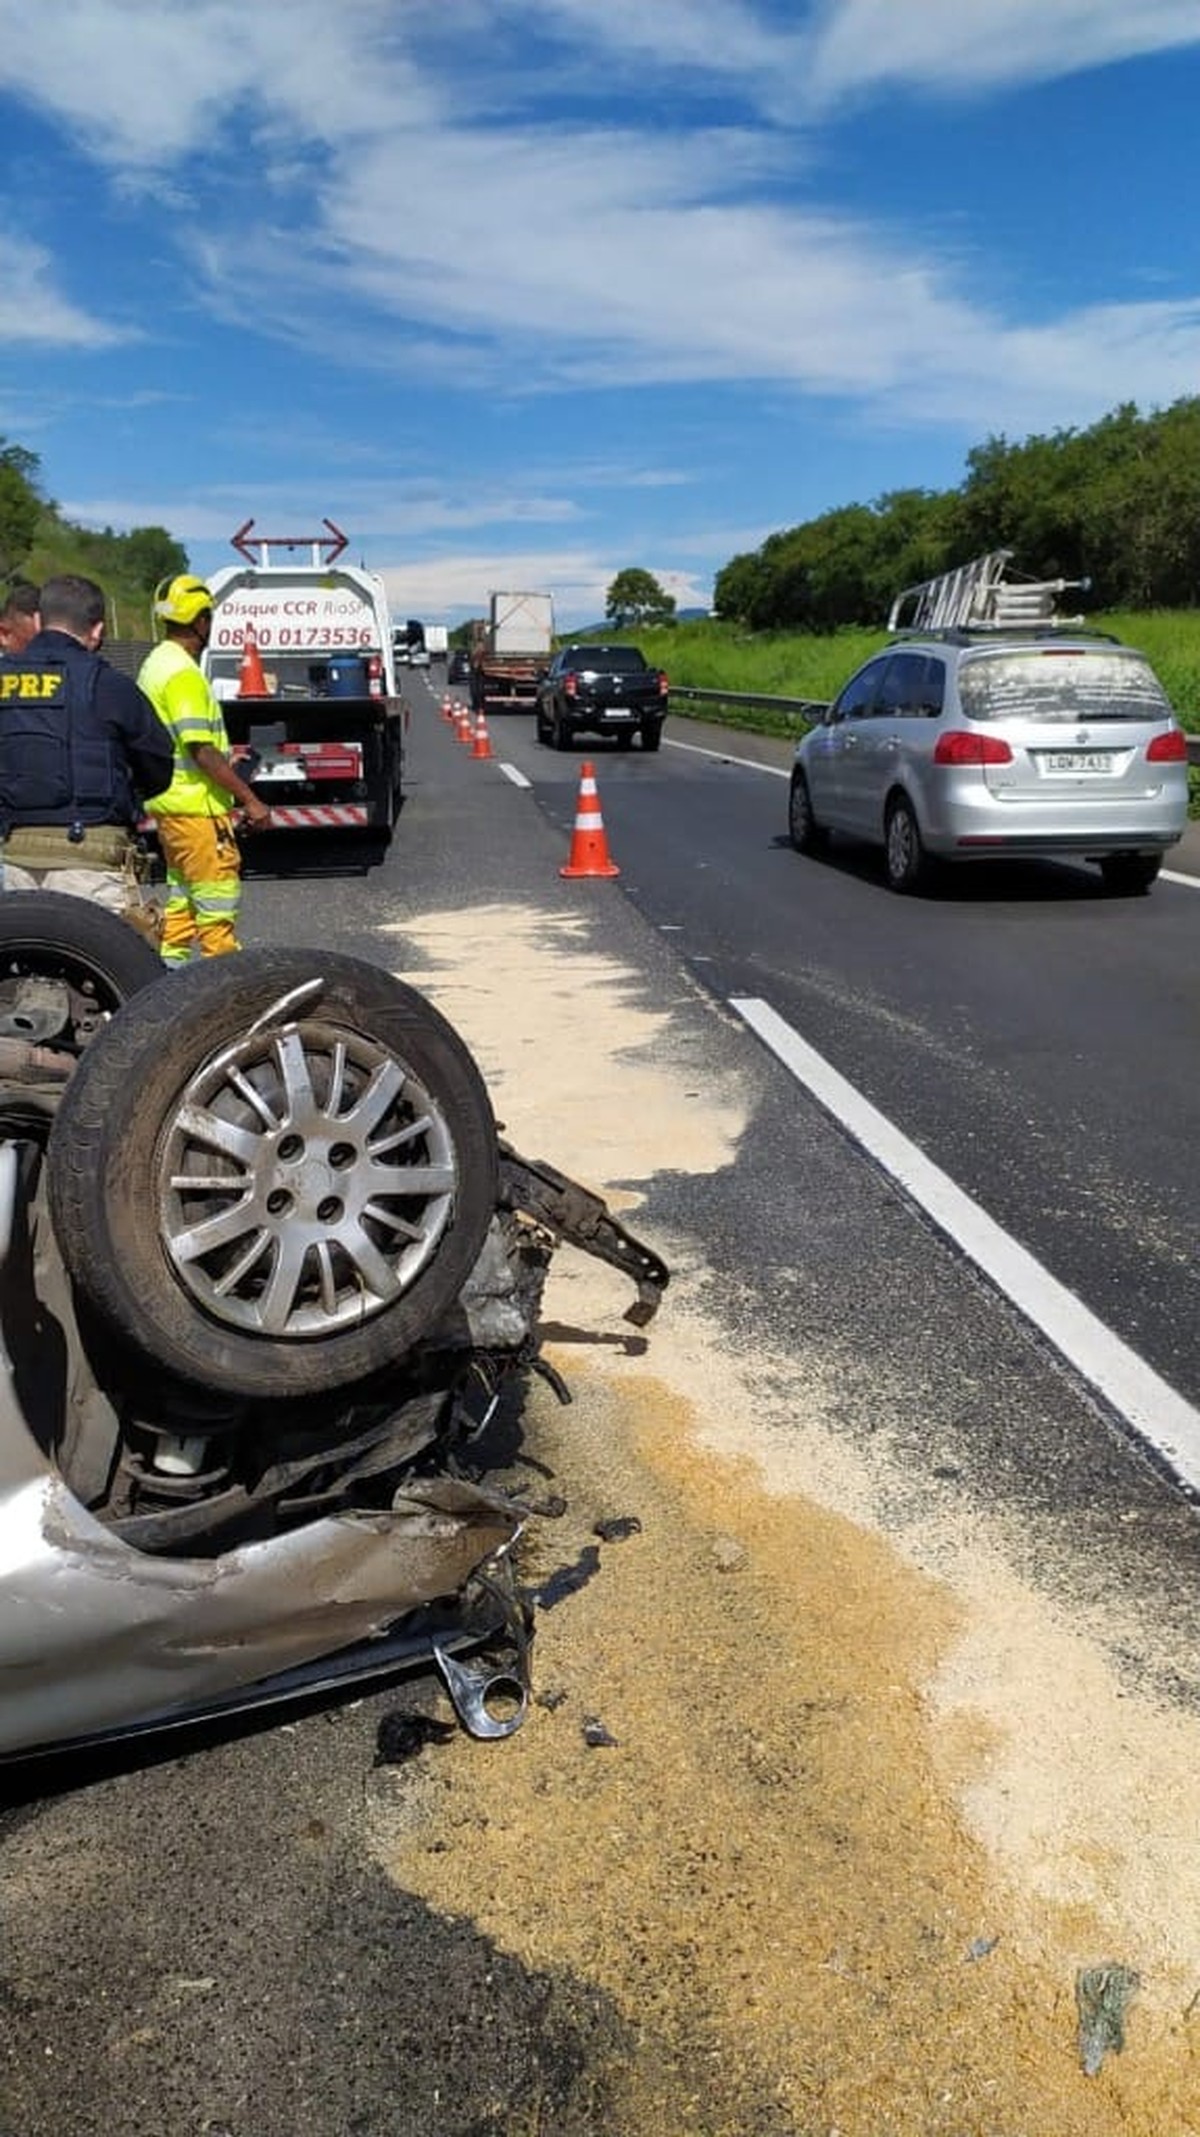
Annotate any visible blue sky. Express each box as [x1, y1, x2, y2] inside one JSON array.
[[3, 1, 1200, 629]]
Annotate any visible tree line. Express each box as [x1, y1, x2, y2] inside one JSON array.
[[714, 398, 1200, 630], [0, 437, 186, 611]]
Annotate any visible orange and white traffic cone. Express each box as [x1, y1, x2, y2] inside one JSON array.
[[238, 627, 269, 697], [441, 693, 454, 722], [471, 709, 493, 760], [560, 761, 619, 878], [456, 703, 474, 745]]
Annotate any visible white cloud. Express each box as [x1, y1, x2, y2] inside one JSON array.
[[0, 0, 416, 167], [374, 547, 710, 629], [6, 1, 1200, 443], [804, 0, 1200, 105], [0, 234, 127, 347]]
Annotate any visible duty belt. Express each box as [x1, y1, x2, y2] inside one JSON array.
[[2, 824, 134, 870]]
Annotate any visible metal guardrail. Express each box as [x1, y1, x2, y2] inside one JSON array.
[[670, 685, 828, 724], [671, 685, 1200, 765]]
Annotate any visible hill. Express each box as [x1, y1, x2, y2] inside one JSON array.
[[1, 439, 187, 640]]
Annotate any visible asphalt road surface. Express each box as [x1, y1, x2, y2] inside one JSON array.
[[4, 678, 1200, 2137]]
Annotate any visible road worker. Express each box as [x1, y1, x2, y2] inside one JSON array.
[[138, 574, 270, 965], [0, 580, 41, 654], [0, 573, 173, 909]]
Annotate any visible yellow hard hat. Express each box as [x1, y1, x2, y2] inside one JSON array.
[[153, 573, 213, 626]]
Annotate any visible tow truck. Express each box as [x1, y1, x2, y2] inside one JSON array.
[[201, 519, 405, 838]]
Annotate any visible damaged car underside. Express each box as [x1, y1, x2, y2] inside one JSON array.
[[0, 896, 668, 1766]]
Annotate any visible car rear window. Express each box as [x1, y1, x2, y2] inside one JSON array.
[[957, 647, 1172, 724], [566, 648, 648, 673]]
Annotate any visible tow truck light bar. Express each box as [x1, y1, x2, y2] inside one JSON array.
[[231, 518, 349, 568]]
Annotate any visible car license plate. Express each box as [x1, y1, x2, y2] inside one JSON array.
[[1040, 751, 1113, 774], [606, 707, 633, 720]]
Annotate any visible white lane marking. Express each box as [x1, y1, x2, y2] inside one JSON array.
[[1161, 868, 1200, 890], [499, 762, 531, 789], [730, 994, 1200, 1496], [666, 735, 790, 777]]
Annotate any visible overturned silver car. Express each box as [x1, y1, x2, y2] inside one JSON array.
[[0, 896, 668, 1766]]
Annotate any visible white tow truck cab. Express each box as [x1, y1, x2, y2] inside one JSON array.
[[202, 519, 405, 836]]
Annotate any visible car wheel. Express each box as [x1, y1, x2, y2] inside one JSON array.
[[46, 948, 499, 1400], [535, 702, 553, 745], [0, 890, 163, 1051], [553, 710, 573, 752], [787, 772, 826, 856], [1099, 853, 1162, 895], [884, 796, 930, 894], [640, 723, 662, 754]]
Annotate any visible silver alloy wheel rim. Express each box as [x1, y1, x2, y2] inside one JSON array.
[[887, 807, 913, 881], [158, 1016, 458, 1339]]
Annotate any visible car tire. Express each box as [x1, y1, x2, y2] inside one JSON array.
[[787, 772, 826, 856], [46, 948, 499, 1400], [0, 890, 164, 1047], [1099, 852, 1162, 895], [553, 710, 573, 752], [535, 702, 553, 745], [884, 796, 930, 894], [640, 723, 662, 754]]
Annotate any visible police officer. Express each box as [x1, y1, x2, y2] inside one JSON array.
[[0, 573, 174, 909]]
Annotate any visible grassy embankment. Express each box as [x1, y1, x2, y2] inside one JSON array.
[[18, 510, 161, 641]]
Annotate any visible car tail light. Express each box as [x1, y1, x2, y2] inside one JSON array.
[[565, 674, 578, 698], [933, 731, 1014, 766], [658, 672, 669, 697], [1146, 728, 1188, 761], [366, 654, 383, 698]]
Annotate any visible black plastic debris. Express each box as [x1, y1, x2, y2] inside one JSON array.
[[581, 1716, 618, 1749], [374, 1710, 458, 1767], [1076, 1963, 1140, 2075], [531, 1493, 569, 1520], [535, 1545, 602, 1609], [593, 1515, 642, 1543]]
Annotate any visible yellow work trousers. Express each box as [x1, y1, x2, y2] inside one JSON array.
[[154, 813, 242, 964]]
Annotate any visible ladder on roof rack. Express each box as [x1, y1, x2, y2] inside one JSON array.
[[887, 549, 1091, 633]]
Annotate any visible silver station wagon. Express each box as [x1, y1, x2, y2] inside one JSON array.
[[788, 554, 1190, 896]]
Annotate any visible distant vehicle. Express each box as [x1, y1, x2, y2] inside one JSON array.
[[448, 649, 471, 684], [408, 645, 431, 668], [202, 519, 404, 839], [788, 551, 1189, 895], [536, 644, 669, 753], [470, 592, 555, 713], [424, 625, 449, 660]]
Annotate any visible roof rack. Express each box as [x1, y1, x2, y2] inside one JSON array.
[[887, 549, 1091, 633]]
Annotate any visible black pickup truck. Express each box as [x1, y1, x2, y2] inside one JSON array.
[[535, 644, 668, 752]]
